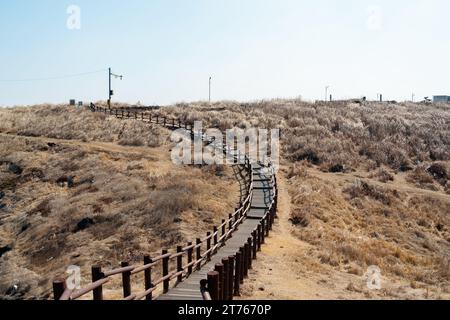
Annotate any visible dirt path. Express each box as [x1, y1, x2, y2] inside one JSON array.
[[0, 132, 168, 158], [312, 169, 450, 202], [237, 175, 372, 300], [238, 171, 450, 300], [237, 175, 340, 300]]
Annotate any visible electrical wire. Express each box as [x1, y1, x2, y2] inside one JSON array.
[[0, 69, 108, 82]]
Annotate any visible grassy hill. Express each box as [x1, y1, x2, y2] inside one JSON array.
[[0, 100, 449, 300], [155, 99, 450, 299], [0, 105, 239, 299]]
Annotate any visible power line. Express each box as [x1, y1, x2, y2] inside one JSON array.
[[0, 69, 107, 83]]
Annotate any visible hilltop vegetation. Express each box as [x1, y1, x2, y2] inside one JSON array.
[[154, 99, 450, 299], [0, 100, 449, 300], [0, 105, 239, 299]]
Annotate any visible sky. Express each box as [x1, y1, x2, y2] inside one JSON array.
[[0, 0, 449, 106]]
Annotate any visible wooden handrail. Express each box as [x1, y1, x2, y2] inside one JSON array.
[[70, 278, 110, 300], [103, 266, 135, 277], [53, 104, 261, 301]]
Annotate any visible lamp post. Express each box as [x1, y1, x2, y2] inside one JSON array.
[[108, 68, 123, 108], [377, 93, 383, 102], [209, 77, 212, 104]]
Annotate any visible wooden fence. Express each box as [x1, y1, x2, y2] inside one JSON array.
[[52, 103, 264, 300], [200, 173, 278, 300]]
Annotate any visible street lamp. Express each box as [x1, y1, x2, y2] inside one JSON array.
[[377, 93, 383, 102], [209, 77, 212, 103], [108, 67, 123, 108]]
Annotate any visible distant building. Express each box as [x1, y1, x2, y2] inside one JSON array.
[[433, 95, 450, 103]]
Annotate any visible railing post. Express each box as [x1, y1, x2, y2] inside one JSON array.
[[261, 220, 266, 244], [222, 258, 229, 301], [215, 263, 224, 301], [234, 252, 241, 296], [91, 266, 104, 300], [178, 119, 182, 128], [187, 242, 193, 275], [149, 114, 152, 122], [156, 115, 159, 124], [196, 238, 202, 270], [200, 279, 209, 300], [177, 246, 183, 283], [228, 256, 235, 300], [239, 247, 245, 283], [206, 232, 212, 261], [252, 231, 257, 259], [243, 244, 249, 277], [172, 118, 175, 129], [270, 208, 274, 231], [228, 214, 233, 236], [265, 215, 270, 236], [247, 238, 253, 269], [52, 279, 66, 300], [257, 224, 262, 250], [213, 226, 218, 253], [207, 271, 219, 301], [163, 117, 166, 127], [162, 249, 170, 293], [144, 255, 153, 300], [121, 262, 131, 298]]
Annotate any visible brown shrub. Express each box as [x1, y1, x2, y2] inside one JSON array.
[[344, 180, 393, 205], [369, 168, 394, 183]]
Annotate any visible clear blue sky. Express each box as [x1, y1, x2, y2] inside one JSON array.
[[0, 0, 449, 106]]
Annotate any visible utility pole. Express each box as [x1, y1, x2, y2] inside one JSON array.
[[209, 77, 212, 104], [376, 93, 383, 102], [325, 86, 330, 102], [108, 68, 123, 108]]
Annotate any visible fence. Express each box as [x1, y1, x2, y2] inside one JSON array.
[[200, 173, 278, 300], [53, 103, 262, 300]]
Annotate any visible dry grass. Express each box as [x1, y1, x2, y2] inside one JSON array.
[[0, 104, 166, 147], [151, 99, 449, 299], [286, 163, 449, 297], [149, 100, 450, 172], [0, 105, 240, 299], [1, 99, 449, 300]]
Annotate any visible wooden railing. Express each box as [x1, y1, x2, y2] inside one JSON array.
[[200, 171, 278, 300], [52, 103, 257, 300]]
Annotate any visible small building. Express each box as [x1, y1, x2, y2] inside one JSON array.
[[433, 96, 450, 103]]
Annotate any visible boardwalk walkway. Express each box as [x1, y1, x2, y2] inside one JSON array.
[[52, 105, 277, 301], [159, 163, 274, 300]]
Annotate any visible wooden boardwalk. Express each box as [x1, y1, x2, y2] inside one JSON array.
[[52, 105, 277, 301], [159, 163, 274, 300]]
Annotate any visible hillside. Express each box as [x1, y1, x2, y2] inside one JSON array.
[[0, 100, 449, 300], [154, 100, 450, 299], [0, 105, 239, 299]]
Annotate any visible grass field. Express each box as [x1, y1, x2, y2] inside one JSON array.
[[0, 105, 239, 299], [0, 100, 449, 300]]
